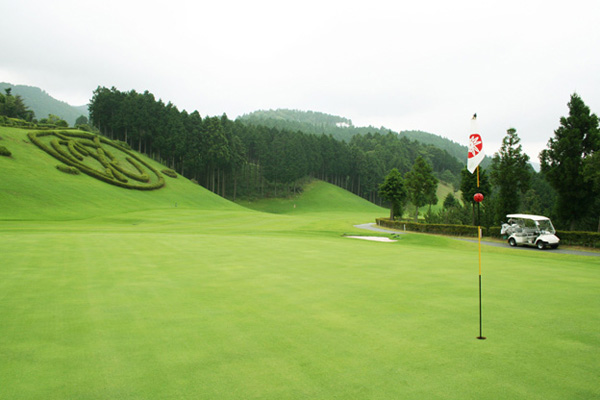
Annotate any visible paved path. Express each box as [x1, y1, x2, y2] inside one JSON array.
[[353, 223, 408, 234], [354, 223, 600, 257]]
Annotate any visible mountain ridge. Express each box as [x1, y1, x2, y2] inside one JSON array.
[[239, 108, 479, 166]]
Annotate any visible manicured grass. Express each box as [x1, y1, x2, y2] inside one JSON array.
[[1, 126, 599, 399], [1, 210, 599, 399]]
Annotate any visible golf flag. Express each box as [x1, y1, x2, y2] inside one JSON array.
[[467, 114, 484, 173]]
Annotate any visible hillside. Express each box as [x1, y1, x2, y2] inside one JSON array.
[[0, 126, 237, 220], [0, 82, 88, 126]]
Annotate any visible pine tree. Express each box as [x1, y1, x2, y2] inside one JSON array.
[[540, 93, 600, 230], [405, 156, 438, 222], [490, 128, 531, 223]]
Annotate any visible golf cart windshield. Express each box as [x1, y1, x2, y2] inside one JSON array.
[[536, 219, 556, 234]]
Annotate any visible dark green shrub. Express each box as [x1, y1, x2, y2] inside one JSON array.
[[556, 230, 600, 248], [487, 226, 502, 238], [0, 145, 11, 157]]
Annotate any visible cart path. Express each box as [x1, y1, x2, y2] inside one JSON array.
[[353, 223, 408, 234], [354, 223, 600, 257]]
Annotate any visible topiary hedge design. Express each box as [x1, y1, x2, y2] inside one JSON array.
[[28, 130, 165, 190]]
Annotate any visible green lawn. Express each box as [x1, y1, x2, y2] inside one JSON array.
[[1, 127, 599, 399]]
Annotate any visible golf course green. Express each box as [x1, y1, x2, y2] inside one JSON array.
[[1, 127, 598, 399]]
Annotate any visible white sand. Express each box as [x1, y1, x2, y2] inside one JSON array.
[[346, 236, 397, 242]]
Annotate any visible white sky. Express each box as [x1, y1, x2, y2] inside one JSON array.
[[2, 0, 599, 162]]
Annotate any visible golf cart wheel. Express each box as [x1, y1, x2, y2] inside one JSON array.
[[537, 241, 546, 250], [508, 238, 517, 247]]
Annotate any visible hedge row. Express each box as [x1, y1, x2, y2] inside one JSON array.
[[376, 218, 480, 237], [376, 218, 600, 248], [554, 231, 600, 248], [28, 130, 165, 190]]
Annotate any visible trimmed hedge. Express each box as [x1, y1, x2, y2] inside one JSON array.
[[28, 130, 165, 190], [0, 145, 11, 157], [555, 230, 600, 248], [0, 118, 80, 130], [162, 168, 177, 178], [376, 218, 480, 237], [56, 164, 80, 174], [377, 218, 600, 248]]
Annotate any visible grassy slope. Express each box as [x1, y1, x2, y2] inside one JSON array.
[[1, 127, 599, 399], [0, 127, 237, 220], [237, 180, 386, 214]]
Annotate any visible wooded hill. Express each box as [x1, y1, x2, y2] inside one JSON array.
[[0, 82, 88, 126], [239, 108, 487, 167], [87, 86, 464, 204]]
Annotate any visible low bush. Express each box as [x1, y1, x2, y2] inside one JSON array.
[[0, 145, 11, 157]]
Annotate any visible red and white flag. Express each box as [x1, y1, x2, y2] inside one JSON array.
[[467, 114, 484, 173]]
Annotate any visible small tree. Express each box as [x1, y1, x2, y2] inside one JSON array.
[[378, 168, 407, 220], [75, 115, 89, 126], [443, 192, 459, 209], [405, 156, 438, 222]]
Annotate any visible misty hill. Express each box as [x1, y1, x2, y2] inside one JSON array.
[[238, 109, 398, 139], [238, 109, 477, 165], [398, 130, 470, 166], [0, 82, 88, 126]]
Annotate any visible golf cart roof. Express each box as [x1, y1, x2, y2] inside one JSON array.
[[506, 214, 551, 221]]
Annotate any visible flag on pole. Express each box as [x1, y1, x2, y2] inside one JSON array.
[[467, 114, 484, 173]]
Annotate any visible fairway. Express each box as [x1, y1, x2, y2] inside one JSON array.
[[1, 209, 599, 399], [1, 128, 599, 399]]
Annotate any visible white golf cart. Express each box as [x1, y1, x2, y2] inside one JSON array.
[[501, 214, 560, 250]]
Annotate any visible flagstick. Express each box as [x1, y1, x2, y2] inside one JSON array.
[[476, 166, 486, 340]]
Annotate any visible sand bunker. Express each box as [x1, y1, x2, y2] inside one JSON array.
[[346, 236, 397, 242]]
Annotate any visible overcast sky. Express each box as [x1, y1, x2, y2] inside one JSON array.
[[2, 0, 599, 161]]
